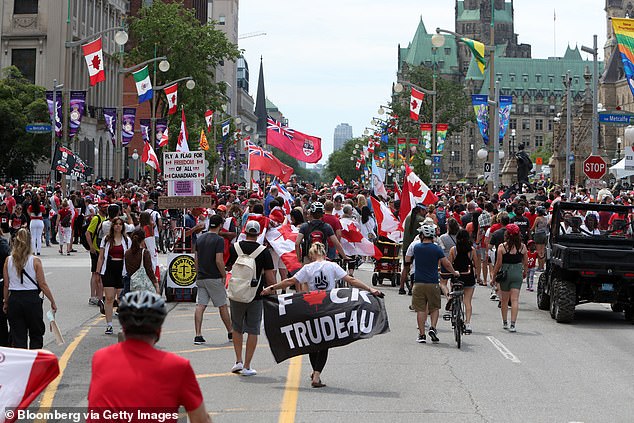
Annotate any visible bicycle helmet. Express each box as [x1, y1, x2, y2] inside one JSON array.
[[478, 212, 492, 227], [118, 291, 167, 339], [310, 201, 325, 215], [418, 223, 437, 238]]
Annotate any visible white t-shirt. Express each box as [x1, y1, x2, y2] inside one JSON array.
[[293, 261, 347, 291]]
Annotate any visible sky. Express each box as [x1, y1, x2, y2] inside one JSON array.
[[238, 0, 608, 165]]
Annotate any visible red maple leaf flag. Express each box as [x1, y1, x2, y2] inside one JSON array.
[[410, 88, 425, 120], [177, 107, 189, 152], [158, 126, 169, 148], [370, 196, 402, 242], [266, 224, 301, 272], [164, 83, 178, 115], [394, 181, 402, 201], [142, 139, 161, 173], [332, 175, 345, 187], [205, 109, 214, 131], [403, 164, 438, 214], [82, 37, 105, 86]]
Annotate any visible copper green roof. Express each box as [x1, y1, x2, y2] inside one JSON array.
[[478, 47, 601, 98], [265, 98, 278, 111], [457, 1, 513, 23], [400, 17, 460, 76]]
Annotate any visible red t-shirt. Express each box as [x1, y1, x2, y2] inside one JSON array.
[[58, 208, 73, 225], [523, 212, 537, 228], [321, 214, 342, 248], [88, 339, 203, 422], [28, 204, 46, 219]]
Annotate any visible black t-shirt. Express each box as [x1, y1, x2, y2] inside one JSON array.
[[227, 240, 274, 299], [195, 232, 225, 279], [490, 227, 507, 249], [299, 220, 335, 255], [9, 213, 28, 231], [0, 210, 10, 233], [512, 215, 530, 242]]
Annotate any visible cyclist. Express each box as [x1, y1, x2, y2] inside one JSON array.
[[448, 229, 481, 334], [403, 224, 459, 344], [87, 291, 211, 422]]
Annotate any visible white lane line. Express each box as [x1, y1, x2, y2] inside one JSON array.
[[486, 336, 521, 363]]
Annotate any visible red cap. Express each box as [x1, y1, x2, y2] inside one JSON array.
[[506, 224, 520, 236], [217, 205, 227, 212], [98, 200, 109, 207]]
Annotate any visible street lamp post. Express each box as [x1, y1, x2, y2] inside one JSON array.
[[131, 149, 139, 180], [582, 35, 599, 197], [564, 71, 573, 199], [50, 79, 64, 184]]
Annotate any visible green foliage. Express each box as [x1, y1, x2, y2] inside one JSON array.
[[324, 138, 365, 183], [0, 67, 50, 180], [531, 133, 553, 165], [128, 0, 241, 151]]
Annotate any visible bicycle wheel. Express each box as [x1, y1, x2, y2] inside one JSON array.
[[166, 229, 175, 252], [454, 298, 463, 349]]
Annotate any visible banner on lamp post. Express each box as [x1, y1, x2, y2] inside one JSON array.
[[68, 91, 86, 139], [45, 91, 63, 138], [121, 108, 136, 146]]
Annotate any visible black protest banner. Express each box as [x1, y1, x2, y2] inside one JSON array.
[[263, 288, 390, 364], [51, 143, 92, 179]]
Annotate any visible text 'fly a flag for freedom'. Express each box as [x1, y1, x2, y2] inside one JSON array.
[[263, 288, 389, 363]]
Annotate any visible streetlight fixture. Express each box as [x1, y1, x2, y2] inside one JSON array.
[[617, 137, 622, 161], [131, 148, 139, 180], [477, 148, 488, 160]]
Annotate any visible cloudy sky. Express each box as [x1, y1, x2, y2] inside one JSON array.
[[238, 0, 608, 165]]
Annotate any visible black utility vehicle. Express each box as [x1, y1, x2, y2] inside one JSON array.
[[537, 202, 634, 323]]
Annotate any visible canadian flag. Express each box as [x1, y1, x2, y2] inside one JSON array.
[[164, 83, 178, 115], [399, 164, 438, 223], [340, 217, 382, 258], [237, 213, 269, 244], [158, 126, 169, 148], [394, 181, 402, 201], [0, 347, 60, 423], [265, 224, 302, 272], [142, 139, 161, 172], [370, 196, 402, 243], [82, 37, 105, 86], [275, 182, 294, 214], [410, 87, 425, 120], [332, 175, 345, 187], [176, 107, 189, 152], [205, 109, 214, 132], [252, 179, 261, 197]]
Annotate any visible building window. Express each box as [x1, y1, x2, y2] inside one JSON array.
[[522, 135, 531, 148], [535, 119, 543, 131], [444, 47, 451, 55], [218, 15, 226, 25], [536, 74, 541, 83], [509, 73, 515, 82], [523, 104, 530, 114], [535, 105, 543, 114], [522, 119, 530, 130], [510, 119, 517, 130], [11, 49, 37, 83], [535, 135, 544, 147], [548, 119, 553, 131], [523, 74, 529, 82], [549, 75, 554, 83], [14, 0, 37, 14]]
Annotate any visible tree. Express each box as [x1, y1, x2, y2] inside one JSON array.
[[324, 138, 365, 183], [0, 67, 50, 180], [128, 1, 241, 157]]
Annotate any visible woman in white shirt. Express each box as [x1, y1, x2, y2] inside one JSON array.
[[262, 242, 382, 388]]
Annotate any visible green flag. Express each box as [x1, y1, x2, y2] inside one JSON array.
[[461, 37, 486, 74]]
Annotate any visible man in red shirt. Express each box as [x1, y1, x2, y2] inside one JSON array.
[[322, 200, 342, 260], [88, 291, 211, 423]]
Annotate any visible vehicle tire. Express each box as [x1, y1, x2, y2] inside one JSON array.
[[454, 302, 462, 349], [611, 303, 624, 313], [166, 230, 175, 253], [537, 272, 550, 310], [554, 279, 576, 323], [549, 278, 559, 319], [372, 273, 378, 286]]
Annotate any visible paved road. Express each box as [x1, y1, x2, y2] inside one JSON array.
[[26, 245, 634, 422]]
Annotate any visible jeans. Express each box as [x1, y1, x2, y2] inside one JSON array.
[[43, 217, 51, 246]]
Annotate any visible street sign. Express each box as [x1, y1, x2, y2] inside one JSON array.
[[163, 151, 206, 180], [568, 154, 575, 162], [483, 162, 492, 179], [432, 154, 442, 164], [599, 111, 634, 126], [25, 123, 52, 134], [583, 155, 608, 180], [158, 195, 212, 209]]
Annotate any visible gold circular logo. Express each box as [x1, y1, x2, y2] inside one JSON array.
[[168, 255, 196, 287]]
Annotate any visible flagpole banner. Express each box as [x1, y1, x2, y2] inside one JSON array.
[[409, 138, 419, 161], [436, 123, 449, 153], [51, 143, 92, 178], [140, 119, 150, 142], [68, 91, 86, 139], [263, 288, 389, 363], [266, 117, 323, 163], [81, 36, 105, 86], [155, 118, 168, 148], [132, 65, 153, 103], [421, 123, 432, 155], [472, 94, 489, 144], [121, 108, 136, 146], [498, 95, 513, 143], [612, 18, 634, 98], [398, 144, 407, 162], [45, 91, 63, 138], [221, 120, 230, 141], [164, 83, 178, 115], [103, 108, 116, 146], [199, 129, 209, 150], [387, 146, 395, 161]]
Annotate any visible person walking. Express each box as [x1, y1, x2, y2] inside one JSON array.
[[124, 228, 159, 294], [96, 217, 130, 335], [448, 229, 481, 334], [85, 201, 108, 306], [491, 224, 528, 332], [2, 229, 57, 349], [194, 214, 233, 345], [261, 242, 382, 388], [57, 200, 73, 255], [27, 196, 46, 255]]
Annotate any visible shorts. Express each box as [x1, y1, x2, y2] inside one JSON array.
[[196, 278, 227, 307], [534, 232, 548, 245], [411, 283, 441, 312], [498, 263, 524, 291], [101, 259, 124, 289], [476, 247, 488, 261], [59, 226, 72, 244], [90, 252, 99, 273], [229, 299, 263, 335]]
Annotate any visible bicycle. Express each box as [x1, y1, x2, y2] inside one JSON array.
[[441, 272, 469, 349], [159, 217, 177, 254]]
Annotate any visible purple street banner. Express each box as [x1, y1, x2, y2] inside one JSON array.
[[263, 288, 390, 363], [103, 108, 116, 146], [121, 108, 136, 146], [140, 119, 150, 142], [472, 94, 513, 145], [45, 91, 63, 138], [68, 91, 86, 139], [51, 143, 92, 178], [155, 118, 168, 149]]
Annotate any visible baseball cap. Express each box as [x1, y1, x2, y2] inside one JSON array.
[[506, 223, 520, 236], [98, 200, 109, 207], [245, 220, 261, 234], [217, 205, 227, 212], [208, 214, 224, 228]]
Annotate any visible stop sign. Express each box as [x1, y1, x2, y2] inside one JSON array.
[[583, 155, 607, 180]]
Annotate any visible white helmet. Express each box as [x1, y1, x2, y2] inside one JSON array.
[[418, 224, 436, 238]]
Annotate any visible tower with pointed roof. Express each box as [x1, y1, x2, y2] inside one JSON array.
[[254, 57, 267, 146]]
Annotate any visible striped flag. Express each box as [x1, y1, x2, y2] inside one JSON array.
[[81, 37, 105, 86], [460, 37, 487, 74], [132, 65, 153, 103], [164, 83, 178, 115]]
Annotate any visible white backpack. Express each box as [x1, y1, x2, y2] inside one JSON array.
[[227, 242, 267, 303]]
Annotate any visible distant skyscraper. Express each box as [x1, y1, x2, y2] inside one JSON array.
[[333, 123, 353, 151]]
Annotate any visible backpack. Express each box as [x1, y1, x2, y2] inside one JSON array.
[[436, 208, 447, 233], [302, 220, 327, 258], [60, 212, 72, 227], [227, 242, 266, 303], [81, 215, 104, 251]]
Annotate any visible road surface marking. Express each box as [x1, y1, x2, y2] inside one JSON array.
[[486, 336, 521, 363], [279, 356, 303, 423], [36, 317, 100, 420], [196, 371, 235, 379], [175, 343, 269, 354]]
